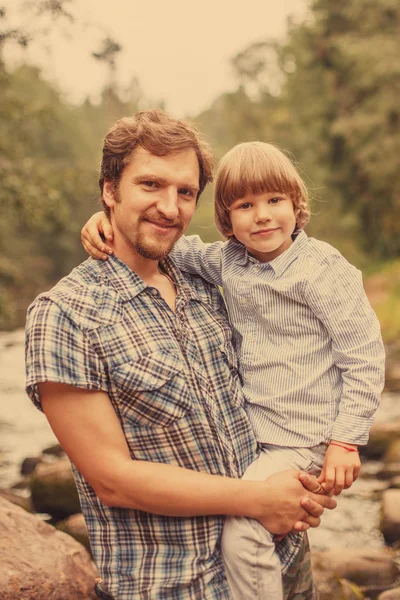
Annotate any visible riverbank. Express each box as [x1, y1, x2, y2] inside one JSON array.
[[2, 327, 400, 598]]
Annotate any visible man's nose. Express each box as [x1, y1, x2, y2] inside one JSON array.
[[157, 188, 179, 220]]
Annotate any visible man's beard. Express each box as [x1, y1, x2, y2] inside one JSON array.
[[134, 211, 183, 260]]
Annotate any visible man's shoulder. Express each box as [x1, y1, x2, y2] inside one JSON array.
[[27, 259, 117, 330]]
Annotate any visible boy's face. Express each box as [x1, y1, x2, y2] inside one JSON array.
[[228, 192, 296, 262]]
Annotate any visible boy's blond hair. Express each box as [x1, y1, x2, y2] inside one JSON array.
[[214, 141, 310, 238]]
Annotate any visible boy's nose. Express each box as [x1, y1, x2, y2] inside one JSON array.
[[255, 207, 272, 222]]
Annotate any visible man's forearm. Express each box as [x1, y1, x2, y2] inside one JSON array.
[[100, 458, 261, 517]]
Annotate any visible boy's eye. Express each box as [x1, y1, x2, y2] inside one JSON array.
[[269, 197, 282, 204], [239, 203, 251, 210]]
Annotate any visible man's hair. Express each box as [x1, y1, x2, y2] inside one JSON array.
[[99, 109, 215, 214], [214, 141, 310, 238]]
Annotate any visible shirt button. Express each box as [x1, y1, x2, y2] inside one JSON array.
[[151, 289, 158, 296]]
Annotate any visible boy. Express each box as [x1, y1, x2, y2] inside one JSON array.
[[81, 141, 385, 599]]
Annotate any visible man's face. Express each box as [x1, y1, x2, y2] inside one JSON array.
[[103, 147, 200, 261]]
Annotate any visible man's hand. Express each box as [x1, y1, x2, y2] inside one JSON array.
[[256, 470, 336, 536], [81, 211, 114, 260], [317, 441, 361, 496]]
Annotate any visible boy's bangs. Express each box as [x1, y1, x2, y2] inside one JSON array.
[[222, 149, 300, 206]]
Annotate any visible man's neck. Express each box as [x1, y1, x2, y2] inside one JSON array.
[[111, 239, 160, 281]]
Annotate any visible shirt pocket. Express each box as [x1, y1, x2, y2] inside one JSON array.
[[111, 349, 192, 428]]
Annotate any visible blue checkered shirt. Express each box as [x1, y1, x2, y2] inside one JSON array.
[[25, 255, 260, 599], [171, 230, 385, 447]]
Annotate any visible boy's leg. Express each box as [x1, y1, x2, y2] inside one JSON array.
[[282, 533, 319, 600], [221, 445, 326, 600]]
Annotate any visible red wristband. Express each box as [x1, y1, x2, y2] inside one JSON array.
[[329, 442, 359, 453]]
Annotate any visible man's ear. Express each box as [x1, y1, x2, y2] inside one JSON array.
[[103, 181, 116, 210]]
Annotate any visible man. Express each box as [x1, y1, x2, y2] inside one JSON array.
[[25, 109, 335, 600]]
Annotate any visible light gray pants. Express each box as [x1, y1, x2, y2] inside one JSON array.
[[221, 444, 326, 600]]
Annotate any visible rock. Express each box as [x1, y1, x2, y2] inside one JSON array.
[[20, 456, 42, 476], [0, 488, 32, 512], [361, 421, 400, 460], [389, 476, 400, 489], [57, 513, 91, 553], [0, 497, 97, 600], [381, 489, 400, 544], [315, 577, 365, 600], [378, 587, 400, 599], [379, 464, 400, 480], [312, 548, 398, 588], [384, 441, 400, 464], [42, 443, 66, 458], [30, 458, 80, 518]]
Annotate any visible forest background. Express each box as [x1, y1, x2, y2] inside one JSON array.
[[1, 0, 399, 346]]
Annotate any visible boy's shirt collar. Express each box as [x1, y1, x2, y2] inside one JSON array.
[[231, 229, 309, 276]]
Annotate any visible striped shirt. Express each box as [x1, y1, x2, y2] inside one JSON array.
[[25, 255, 259, 599], [171, 230, 385, 447]]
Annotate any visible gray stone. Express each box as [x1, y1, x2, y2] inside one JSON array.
[[378, 587, 400, 599], [384, 441, 400, 465], [381, 489, 400, 544], [0, 497, 97, 600], [361, 420, 400, 460], [30, 458, 80, 518], [57, 513, 91, 553], [312, 548, 398, 587], [0, 488, 32, 512]]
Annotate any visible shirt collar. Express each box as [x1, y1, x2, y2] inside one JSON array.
[[96, 253, 201, 303], [231, 229, 309, 275], [267, 230, 308, 276]]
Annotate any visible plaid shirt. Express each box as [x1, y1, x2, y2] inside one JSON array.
[[25, 255, 259, 599]]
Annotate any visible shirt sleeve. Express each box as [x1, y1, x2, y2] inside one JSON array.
[[170, 235, 224, 286], [25, 297, 109, 412], [304, 255, 385, 445]]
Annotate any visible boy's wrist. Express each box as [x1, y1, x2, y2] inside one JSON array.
[[329, 440, 359, 452]]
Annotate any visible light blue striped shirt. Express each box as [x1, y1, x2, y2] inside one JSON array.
[[171, 230, 385, 447]]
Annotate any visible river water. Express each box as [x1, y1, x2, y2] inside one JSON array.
[[1, 328, 399, 552]]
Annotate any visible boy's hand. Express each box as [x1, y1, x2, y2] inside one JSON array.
[[317, 441, 361, 496], [81, 211, 114, 260]]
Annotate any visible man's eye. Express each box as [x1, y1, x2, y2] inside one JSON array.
[[143, 181, 156, 188], [179, 189, 194, 198]]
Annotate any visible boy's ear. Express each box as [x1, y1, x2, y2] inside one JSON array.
[[103, 181, 116, 209]]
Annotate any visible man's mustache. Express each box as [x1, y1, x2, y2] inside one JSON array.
[[139, 212, 183, 229]]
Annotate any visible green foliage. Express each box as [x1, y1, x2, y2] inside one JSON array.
[[0, 61, 143, 329], [1, 0, 399, 332], [197, 0, 400, 264]]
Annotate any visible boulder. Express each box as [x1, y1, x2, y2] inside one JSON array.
[[30, 458, 80, 518], [0, 488, 32, 512], [312, 548, 398, 588], [384, 441, 400, 465], [389, 476, 400, 489], [315, 577, 365, 600], [20, 456, 42, 476], [0, 497, 97, 600], [378, 588, 400, 599], [42, 443, 66, 458], [380, 489, 400, 544], [379, 464, 400, 480], [361, 421, 400, 460], [57, 513, 91, 553]]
